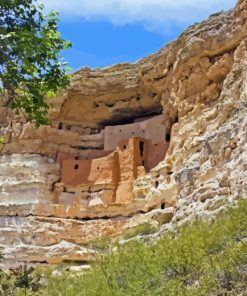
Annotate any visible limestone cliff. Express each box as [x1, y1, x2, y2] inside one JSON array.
[[0, 0, 246, 267]]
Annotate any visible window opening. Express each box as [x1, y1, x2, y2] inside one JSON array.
[[165, 132, 171, 142], [139, 141, 145, 157]]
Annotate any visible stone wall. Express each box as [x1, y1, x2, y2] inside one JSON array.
[[61, 154, 117, 186], [104, 114, 170, 150], [146, 141, 170, 171], [0, 0, 247, 267], [57, 150, 111, 165], [59, 137, 169, 204], [59, 118, 170, 206]]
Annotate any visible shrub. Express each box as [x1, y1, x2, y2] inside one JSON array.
[[1, 200, 246, 295], [40, 200, 247, 296], [122, 222, 158, 240]]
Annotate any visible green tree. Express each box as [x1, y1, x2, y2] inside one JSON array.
[[15, 265, 38, 296], [0, 0, 71, 126]]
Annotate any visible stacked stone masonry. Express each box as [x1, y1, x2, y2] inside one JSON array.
[[0, 0, 247, 267], [60, 114, 170, 205]]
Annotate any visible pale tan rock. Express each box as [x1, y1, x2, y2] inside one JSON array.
[[1, 0, 247, 267], [150, 208, 175, 225]]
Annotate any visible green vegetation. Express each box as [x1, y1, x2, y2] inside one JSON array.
[[0, 0, 71, 126], [40, 200, 247, 295], [0, 200, 247, 295], [0, 266, 44, 296], [122, 222, 158, 240], [89, 222, 158, 252]]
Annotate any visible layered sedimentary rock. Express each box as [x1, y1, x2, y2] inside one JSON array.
[[0, 0, 247, 267]]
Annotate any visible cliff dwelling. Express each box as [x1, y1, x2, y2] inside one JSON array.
[[1, 0, 247, 268], [56, 114, 171, 206]]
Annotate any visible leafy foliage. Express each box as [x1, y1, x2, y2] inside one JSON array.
[[0, 266, 44, 296], [122, 222, 158, 240], [0, 201, 246, 295], [0, 270, 16, 296], [42, 200, 247, 296], [0, 0, 71, 125], [90, 222, 158, 251], [15, 266, 35, 296]]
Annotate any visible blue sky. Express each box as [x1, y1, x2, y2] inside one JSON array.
[[42, 0, 236, 71]]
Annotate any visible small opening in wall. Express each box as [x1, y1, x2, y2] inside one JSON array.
[[142, 160, 145, 166], [119, 129, 122, 132], [139, 141, 145, 157], [75, 156, 79, 160], [123, 145, 127, 150], [106, 103, 114, 108], [74, 164, 79, 170], [155, 181, 159, 188], [97, 167, 100, 170], [161, 203, 166, 210], [58, 123, 63, 130], [165, 132, 171, 142]]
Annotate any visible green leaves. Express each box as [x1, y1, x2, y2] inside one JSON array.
[[0, 201, 246, 295], [0, 0, 71, 126], [41, 200, 247, 296]]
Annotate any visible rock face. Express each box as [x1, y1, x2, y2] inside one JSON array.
[[0, 0, 247, 267]]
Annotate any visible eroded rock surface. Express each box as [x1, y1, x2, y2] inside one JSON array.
[[0, 0, 247, 267]]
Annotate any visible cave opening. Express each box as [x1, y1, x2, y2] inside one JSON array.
[[161, 203, 166, 210], [99, 109, 163, 128], [74, 164, 79, 170]]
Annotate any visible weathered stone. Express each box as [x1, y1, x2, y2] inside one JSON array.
[[150, 208, 175, 225], [0, 0, 247, 267]]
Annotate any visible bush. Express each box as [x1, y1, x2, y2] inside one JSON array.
[[40, 200, 247, 296], [0, 266, 45, 296], [122, 222, 158, 240], [0, 201, 246, 295]]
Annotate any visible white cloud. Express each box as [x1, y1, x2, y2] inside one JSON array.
[[42, 0, 236, 32]]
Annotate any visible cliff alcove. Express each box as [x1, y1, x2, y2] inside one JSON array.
[[0, 0, 247, 267]]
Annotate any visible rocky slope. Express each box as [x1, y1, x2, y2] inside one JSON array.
[[0, 0, 247, 267]]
